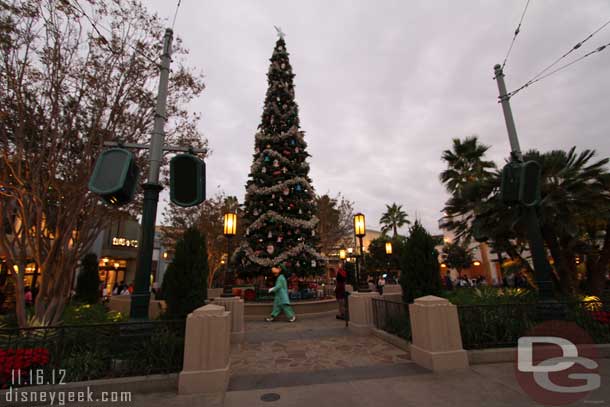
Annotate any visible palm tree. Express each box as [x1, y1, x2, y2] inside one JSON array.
[[523, 148, 610, 295], [380, 203, 410, 237], [440, 136, 497, 243], [474, 147, 610, 295], [440, 136, 497, 194]]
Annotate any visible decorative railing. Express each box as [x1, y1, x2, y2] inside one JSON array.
[[457, 301, 610, 349], [371, 298, 411, 341], [0, 319, 186, 388]]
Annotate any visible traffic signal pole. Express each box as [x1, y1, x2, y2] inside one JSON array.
[[493, 65, 523, 162], [129, 29, 173, 320], [493, 64, 555, 304]]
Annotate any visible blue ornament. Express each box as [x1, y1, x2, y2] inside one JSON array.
[[290, 139, 296, 146], [295, 184, 302, 192], [264, 155, 270, 162]]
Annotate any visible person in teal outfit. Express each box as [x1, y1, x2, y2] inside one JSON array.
[[265, 264, 296, 322]]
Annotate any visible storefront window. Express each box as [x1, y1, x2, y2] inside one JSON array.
[[98, 258, 127, 295]]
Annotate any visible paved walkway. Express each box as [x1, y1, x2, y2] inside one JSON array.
[[229, 317, 416, 390], [127, 316, 610, 406]]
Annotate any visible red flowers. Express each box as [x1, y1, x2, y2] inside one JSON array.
[[589, 310, 610, 324], [0, 348, 50, 388]]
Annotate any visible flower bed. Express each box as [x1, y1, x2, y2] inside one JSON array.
[[0, 320, 185, 387], [0, 348, 50, 388]]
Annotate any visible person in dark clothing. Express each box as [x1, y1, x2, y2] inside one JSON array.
[[444, 272, 453, 290], [335, 266, 347, 319]]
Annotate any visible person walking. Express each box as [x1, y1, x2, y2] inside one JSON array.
[[335, 266, 347, 319], [377, 274, 386, 295], [265, 263, 296, 322]]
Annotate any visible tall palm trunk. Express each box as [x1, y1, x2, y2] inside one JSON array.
[[586, 222, 610, 296], [542, 225, 574, 297]]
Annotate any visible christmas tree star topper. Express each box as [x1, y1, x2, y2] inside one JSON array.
[[274, 25, 285, 39]]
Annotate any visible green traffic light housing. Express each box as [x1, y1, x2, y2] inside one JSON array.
[[170, 153, 206, 207], [500, 160, 542, 207], [519, 160, 541, 207], [88, 148, 139, 206], [500, 162, 521, 204]]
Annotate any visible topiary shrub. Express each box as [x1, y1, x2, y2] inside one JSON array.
[[399, 221, 442, 303], [161, 227, 209, 319], [74, 253, 101, 304]]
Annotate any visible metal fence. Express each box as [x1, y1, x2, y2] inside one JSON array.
[[371, 298, 411, 341], [0, 319, 186, 388], [457, 301, 610, 349]]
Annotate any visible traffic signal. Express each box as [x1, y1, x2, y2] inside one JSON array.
[[500, 161, 542, 207], [170, 154, 206, 207], [519, 161, 541, 207], [500, 162, 521, 204], [88, 148, 139, 206]]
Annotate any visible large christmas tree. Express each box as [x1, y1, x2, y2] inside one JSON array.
[[236, 32, 324, 277]]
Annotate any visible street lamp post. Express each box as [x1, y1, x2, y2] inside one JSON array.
[[222, 212, 237, 297], [353, 213, 370, 292], [385, 241, 392, 282]]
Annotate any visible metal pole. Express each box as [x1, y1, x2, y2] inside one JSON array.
[[222, 236, 233, 297], [493, 64, 557, 309], [493, 64, 523, 162], [130, 28, 173, 320], [358, 236, 371, 292]]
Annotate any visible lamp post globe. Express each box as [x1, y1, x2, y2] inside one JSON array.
[[222, 212, 237, 297], [353, 213, 370, 292], [385, 241, 392, 255]]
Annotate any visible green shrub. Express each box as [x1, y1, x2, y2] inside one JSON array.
[[62, 349, 111, 382], [443, 286, 536, 305], [74, 253, 101, 304], [62, 303, 125, 325], [162, 228, 209, 319], [399, 221, 442, 303]]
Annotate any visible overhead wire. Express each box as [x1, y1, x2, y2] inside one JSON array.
[[501, 0, 532, 70], [508, 40, 610, 97], [171, 0, 182, 31], [507, 18, 610, 97]]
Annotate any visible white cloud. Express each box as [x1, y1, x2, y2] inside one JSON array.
[[146, 0, 610, 234]]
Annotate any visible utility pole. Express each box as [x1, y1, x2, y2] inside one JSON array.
[[129, 28, 173, 320], [493, 64, 555, 305]]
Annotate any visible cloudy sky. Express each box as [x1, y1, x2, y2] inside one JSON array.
[[145, 0, 610, 235]]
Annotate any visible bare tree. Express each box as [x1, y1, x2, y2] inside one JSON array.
[[163, 193, 242, 288], [315, 193, 354, 255], [0, 0, 206, 327]]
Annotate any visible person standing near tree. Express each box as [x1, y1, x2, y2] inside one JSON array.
[[266, 264, 296, 322], [335, 266, 347, 319], [24, 287, 33, 307]]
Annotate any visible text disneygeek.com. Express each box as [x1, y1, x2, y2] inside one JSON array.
[[2, 386, 132, 405]]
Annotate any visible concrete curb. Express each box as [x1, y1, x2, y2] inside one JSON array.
[[368, 328, 610, 366], [468, 343, 610, 364], [245, 309, 337, 321], [371, 328, 411, 353]]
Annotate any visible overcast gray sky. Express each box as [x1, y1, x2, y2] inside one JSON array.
[[146, 0, 610, 235]]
